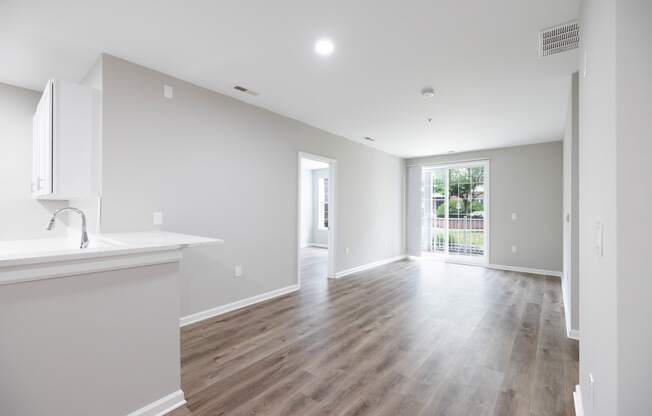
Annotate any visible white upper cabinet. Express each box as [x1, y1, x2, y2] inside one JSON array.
[[32, 79, 99, 200]]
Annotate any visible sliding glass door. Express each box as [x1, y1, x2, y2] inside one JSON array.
[[421, 161, 488, 263]]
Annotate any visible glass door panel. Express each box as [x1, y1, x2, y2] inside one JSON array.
[[421, 162, 488, 263]]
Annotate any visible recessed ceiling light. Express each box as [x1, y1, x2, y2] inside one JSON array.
[[315, 39, 335, 56]]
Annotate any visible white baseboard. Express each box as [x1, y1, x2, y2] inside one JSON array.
[[567, 329, 580, 340], [574, 385, 584, 416], [179, 284, 300, 327], [560, 274, 580, 340], [300, 243, 327, 248], [487, 264, 562, 278], [126, 390, 186, 416], [334, 255, 406, 279]]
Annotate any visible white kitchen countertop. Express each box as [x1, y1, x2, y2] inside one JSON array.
[[0, 231, 224, 281]]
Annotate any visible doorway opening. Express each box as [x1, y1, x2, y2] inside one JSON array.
[[421, 160, 489, 264], [298, 152, 336, 287]]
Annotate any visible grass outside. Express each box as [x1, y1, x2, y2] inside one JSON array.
[[434, 230, 484, 248]]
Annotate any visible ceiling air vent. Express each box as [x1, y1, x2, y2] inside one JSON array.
[[233, 85, 259, 96], [539, 20, 580, 57]]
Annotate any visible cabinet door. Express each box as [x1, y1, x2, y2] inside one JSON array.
[[32, 81, 53, 196]]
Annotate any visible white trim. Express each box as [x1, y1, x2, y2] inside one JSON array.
[[417, 256, 563, 278], [561, 273, 580, 340], [487, 263, 562, 277], [126, 390, 186, 416], [573, 385, 584, 416], [568, 329, 580, 340], [179, 284, 299, 327], [334, 255, 406, 279], [0, 250, 183, 286], [408, 157, 492, 168]]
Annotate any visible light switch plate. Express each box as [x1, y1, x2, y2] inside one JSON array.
[[153, 212, 163, 225], [234, 265, 243, 277], [511, 212, 517, 220], [511, 245, 517, 253], [594, 222, 604, 257], [163, 84, 173, 99]]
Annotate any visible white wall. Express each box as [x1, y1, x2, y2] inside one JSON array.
[[407, 141, 563, 272], [578, 0, 618, 414], [0, 83, 68, 240], [98, 54, 405, 317], [615, 0, 651, 414], [562, 72, 580, 335], [311, 168, 329, 245]]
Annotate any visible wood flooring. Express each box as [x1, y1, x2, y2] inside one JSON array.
[[173, 248, 578, 416]]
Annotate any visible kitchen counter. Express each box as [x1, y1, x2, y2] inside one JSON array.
[[0, 231, 223, 286], [0, 230, 217, 416]]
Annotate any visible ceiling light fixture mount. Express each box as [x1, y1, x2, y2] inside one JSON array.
[[315, 38, 335, 56], [364, 136, 375, 142], [421, 87, 435, 98]]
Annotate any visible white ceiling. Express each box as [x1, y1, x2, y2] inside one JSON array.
[[0, 0, 580, 158]]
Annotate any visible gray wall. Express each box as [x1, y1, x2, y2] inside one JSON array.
[[616, 1, 652, 413], [0, 83, 67, 240], [0, 263, 181, 416], [300, 168, 313, 246], [562, 72, 580, 334], [407, 141, 563, 272], [311, 168, 329, 245], [68, 56, 103, 236], [98, 55, 405, 316]]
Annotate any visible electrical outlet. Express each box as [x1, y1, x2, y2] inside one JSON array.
[[153, 212, 163, 225], [234, 265, 243, 277], [511, 245, 517, 253], [345, 247, 350, 255], [511, 212, 517, 220], [163, 84, 173, 99], [384, 240, 388, 249]]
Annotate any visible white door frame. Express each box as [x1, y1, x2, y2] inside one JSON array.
[[297, 151, 337, 285], [421, 159, 490, 265]]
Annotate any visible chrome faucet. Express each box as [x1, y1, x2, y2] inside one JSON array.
[[46, 207, 89, 249]]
